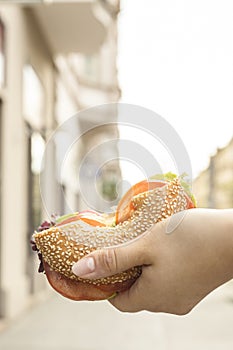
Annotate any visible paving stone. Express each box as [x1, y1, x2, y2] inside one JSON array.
[[0, 281, 232, 350]]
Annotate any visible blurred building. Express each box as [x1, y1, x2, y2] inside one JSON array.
[[193, 137, 233, 208], [0, 0, 121, 322]]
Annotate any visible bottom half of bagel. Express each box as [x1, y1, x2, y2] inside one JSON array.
[[43, 260, 141, 301]]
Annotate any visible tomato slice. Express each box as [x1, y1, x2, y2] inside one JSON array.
[[116, 180, 166, 224], [115, 179, 195, 224], [186, 196, 195, 209], [76, 216, 106, 227], [56, 179, 195, 228]]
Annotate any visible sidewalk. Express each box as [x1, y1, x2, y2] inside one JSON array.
[[0, 281, 232, 350]]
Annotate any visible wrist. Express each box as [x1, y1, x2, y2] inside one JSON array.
[[228, 209, 233, 233]]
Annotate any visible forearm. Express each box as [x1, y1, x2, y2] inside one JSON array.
[[71, 208, 233, 314], [172, 209, 233, 290], [204, 209, 233, 282]]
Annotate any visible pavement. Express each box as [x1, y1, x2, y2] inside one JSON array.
[[0, 281, 233, 350]]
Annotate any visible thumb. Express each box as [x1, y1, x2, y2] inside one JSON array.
[[72, 235, 149, 279]]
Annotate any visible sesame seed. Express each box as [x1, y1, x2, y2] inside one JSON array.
[[34, 179, 188, 285]]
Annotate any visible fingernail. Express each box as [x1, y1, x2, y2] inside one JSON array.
[[72, 257, 95, 276]]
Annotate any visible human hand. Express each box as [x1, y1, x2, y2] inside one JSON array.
[[72, 209, 233, 315]]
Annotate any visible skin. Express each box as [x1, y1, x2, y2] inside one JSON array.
[[72, 209, 233, 315]]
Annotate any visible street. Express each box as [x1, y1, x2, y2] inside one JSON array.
[[0, 281, 233, 350]]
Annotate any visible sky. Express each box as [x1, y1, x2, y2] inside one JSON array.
[[117, 0, 233, 183]]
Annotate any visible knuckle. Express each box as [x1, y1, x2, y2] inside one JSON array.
[[110, 298, 132, 313], [112, 301, 128, 313], [116, 305, 130, 313], [115, 303, 140, 313], [98, 248, 118, 275], [172, 301, 195, 316], [177, 305, 194, 316], [166, 304, 194, 316]]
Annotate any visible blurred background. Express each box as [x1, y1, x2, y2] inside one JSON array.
[[0, 1, 232, 349]]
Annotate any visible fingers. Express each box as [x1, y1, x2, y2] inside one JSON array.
[[72, 234, 150, 279], [109, 278, 144, 313]]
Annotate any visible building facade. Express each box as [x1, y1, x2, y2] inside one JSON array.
[[193, 137, 233, 209], [0, 0, 121, 322]]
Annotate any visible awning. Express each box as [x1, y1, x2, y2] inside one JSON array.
[[26, 1, 106, 55]]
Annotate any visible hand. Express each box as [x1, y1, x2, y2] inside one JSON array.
[[72, 209, 233, 315]]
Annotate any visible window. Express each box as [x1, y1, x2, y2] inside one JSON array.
[[0, 17, 5, 87], [23, 65, 45, 131], [23, 65, 45, 293], [28, 130, 45, 231], [23, 64, 45, 229], [84, 54, 100, 84]]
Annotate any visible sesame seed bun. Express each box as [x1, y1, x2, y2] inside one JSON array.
[[43, 261, 139, 301], [33, 178, 195, 301]]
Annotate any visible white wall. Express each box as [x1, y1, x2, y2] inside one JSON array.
[[0, 5, 55, 319]]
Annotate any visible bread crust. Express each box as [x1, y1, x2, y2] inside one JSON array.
[[33, 178, 191, 300]]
